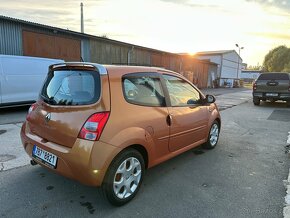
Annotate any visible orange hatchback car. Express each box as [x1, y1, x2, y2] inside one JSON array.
[[21, 62, 221, 206]]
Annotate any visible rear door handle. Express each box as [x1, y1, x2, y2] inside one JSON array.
[[166, 114, 172, 126]]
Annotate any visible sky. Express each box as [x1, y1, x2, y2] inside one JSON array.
[[1, 0, 290, 66]]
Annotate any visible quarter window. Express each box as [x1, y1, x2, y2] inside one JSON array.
[[122, 74, 165, 107], [163, 75, 201, 106]]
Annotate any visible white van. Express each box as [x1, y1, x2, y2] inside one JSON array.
[[0, 55, 64, 107]]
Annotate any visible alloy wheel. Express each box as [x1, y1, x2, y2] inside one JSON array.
[[209, 123, 219, 146], [113, 157, 142, 199]]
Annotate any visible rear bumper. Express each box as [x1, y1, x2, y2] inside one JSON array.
[[20, 122, 121, 186], [253, 92, 290, 101]]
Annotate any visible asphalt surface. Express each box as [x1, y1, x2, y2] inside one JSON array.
[[0, 105, 29, 125], [1, 89, 289, 217]]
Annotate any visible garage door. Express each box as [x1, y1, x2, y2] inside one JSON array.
[[23, 30, 81, 61]]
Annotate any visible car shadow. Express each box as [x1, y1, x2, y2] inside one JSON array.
[[3, 146, 213, 216], [258, 101, 289, 109]]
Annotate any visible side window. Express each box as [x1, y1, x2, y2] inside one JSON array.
[[163, 74, 201, 106], [122, 74, 165, 107]]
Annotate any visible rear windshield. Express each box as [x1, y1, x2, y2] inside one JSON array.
[[258, 73, 289, 80], [41, 70, 100, 105]]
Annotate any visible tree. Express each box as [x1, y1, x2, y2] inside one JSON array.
[[263, 45, 290, 72], [100, 34, 109, 39], [247, 65, 262, 70], [283, 62, 290, 72]]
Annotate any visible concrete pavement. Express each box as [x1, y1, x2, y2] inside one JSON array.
[[1, 97, 289, 218], [0, 88, 253, 173], [2, 87, 290, 217], [0, 123, 30, 171]]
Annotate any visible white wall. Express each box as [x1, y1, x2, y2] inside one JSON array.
[[240, 72, 261, 80], [197, 55, 222, 65], [222, 51, 242, 79], [221, 58, 239, 79], [196, 51, 243, 87]]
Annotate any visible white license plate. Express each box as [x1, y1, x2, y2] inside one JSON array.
[[32, 145, 57, 168], [266, 93, 278, 97]]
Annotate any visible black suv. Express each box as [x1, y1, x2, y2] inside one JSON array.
[[253, 72, 290, 107]]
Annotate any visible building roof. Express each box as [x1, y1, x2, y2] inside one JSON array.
[[195, 50, 235, 56], [0, 15, 218, 66], [241, 70, 262, 73], [0, 15, 177, 55], [177, 54, 218, 66], [193, 58, 218, 66]]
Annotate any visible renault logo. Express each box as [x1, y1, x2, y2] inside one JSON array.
[[45, 113, 51, 123]]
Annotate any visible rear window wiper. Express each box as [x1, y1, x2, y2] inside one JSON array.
[[41, 95, 57, 105]]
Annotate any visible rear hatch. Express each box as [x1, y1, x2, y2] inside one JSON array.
[[27, 63, 110, 148], [255, 73, 290, 93]]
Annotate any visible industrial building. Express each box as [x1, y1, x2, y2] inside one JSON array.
[[195, 50, 243, 87], [0, 15, 217, 88], [240, 70, 262, 82]]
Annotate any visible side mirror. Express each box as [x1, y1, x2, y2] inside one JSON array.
[[206, 94, 215, 103], [187, 99, 196, 105]]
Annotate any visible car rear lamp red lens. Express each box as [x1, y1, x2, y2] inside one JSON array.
[[26, 103, 37, 119], [253, 82, 257, 90], [78, 112, 110, 141]]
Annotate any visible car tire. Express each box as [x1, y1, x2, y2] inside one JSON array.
[[102, 149, 145, 206], [287, 101, 290, 108], [253, 97, 260, 106], [203, 121, 220, 149]]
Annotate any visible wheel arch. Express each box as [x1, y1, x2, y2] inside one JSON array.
[[122, 144, 149, 169], [215, 117, 221, 129]]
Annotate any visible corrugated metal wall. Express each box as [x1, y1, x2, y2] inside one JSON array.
[[90, 40, 130, 64], [180, 56, 210, 88], [90, 38, 211, 88], [1, 18, 88, 61], [23, 30, 81, 61], [0, 17, 215, 88], [0, 20, 22, 55], [90, 41, 153, 66], [81, 39, 90, 62], [133, 49, 151, 66]]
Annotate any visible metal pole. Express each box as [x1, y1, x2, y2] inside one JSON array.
[[235, 44, 243, 79], [127, 46, 134, 65], [236, 47, 240, 79], [80, 3, 84, 33]]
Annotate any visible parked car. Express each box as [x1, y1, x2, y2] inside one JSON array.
[[253, 72, 290, 107], [0, 55, 63, 107], [21, 62, 221, 206]]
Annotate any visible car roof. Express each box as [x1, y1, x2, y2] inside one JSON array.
[[105, 65, 177, 74], [50, 62, 181, 77]]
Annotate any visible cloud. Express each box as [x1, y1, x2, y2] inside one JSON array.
[[159, 0, 239, 13], [249, 31, 290, 40], [245, 0, 290, 11], [160, 0, 221, 9]]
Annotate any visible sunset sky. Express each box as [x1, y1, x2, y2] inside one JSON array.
[[1, 0, 290, 66]]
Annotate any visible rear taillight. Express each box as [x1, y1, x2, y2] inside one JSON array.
[[78, 112, 110, 141], [253, 82, 257, 90], [26, 103, 37, 119]]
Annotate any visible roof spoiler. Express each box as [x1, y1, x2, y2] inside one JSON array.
[[49, 62, 107, 75]]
